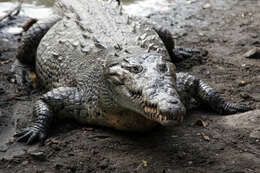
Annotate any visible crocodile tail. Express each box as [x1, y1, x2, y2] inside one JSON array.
[[16, 16, 60, 65]]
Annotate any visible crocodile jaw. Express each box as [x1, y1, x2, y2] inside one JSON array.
[[105, 52, 186, 124], [127, 88, 186, 124]]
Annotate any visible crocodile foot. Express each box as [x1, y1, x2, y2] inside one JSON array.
[[220, 103, 255, 115], [173, 46, 208, 63], [14, 126, 47, 145]]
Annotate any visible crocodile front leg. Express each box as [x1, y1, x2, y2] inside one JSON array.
[[14, 87, 85, 145], [176, 72, 254, 114], [15, 99, 53, 145], [153, 25, 207, 63]]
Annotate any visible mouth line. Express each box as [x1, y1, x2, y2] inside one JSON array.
[[128, 88, 176, 122], [144, 104, 168, 121]]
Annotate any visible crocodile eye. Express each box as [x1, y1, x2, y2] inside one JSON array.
[[129, 65, 143, 73], [122, 65, 143, 74]]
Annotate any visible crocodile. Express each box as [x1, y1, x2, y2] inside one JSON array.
[[13, 0, 253, 144]]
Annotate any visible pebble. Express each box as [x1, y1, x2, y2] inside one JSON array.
[[238, 80, 248, 87], [0, 144, 8, 152], [250, 128, 260, 139], [29, 151, 46, 161], [240, 93, 250, 99], [203, 3, 211, 9], [21, 160, 29, 166], [243, 47, 260, 59]]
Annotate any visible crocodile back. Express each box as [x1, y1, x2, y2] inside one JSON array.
[[36, 0, 169, 89]]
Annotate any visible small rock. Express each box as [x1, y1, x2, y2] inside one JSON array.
[[240, 93, 250, 99], [54, 163, 64, 169], [0, 144, 8, 152], [21, 160, 29, 166], [241, 63, 251, 70], [250, 128, 260, 139], [10, 78, 16, 83], [203, 3, 211, 9], [198, 32, 205, 37], [251, 33, 258, 39], [29, 151, 46, 161], [238, 80, 248, 87], [243, 47, 260, 59], [8, 137, 15, 144], [99, 159, 109, 169]]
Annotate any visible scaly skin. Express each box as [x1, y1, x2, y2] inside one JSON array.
[[14, 0, 253, 144], [11, 16, 61, 89], [175, 72, 252, 114]]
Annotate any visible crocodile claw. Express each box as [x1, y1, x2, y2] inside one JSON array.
[[14, 127, 47, 145], [172, 46, 208, 63], [221, 103, 255, 115]]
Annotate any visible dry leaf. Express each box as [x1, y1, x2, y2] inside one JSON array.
[[50, 138, 61, 144], [83, 127, 94, 131], [195, 119, 207, 127], [142, 160, 147, 167], [29, 72, 38, 88], [29, 72, 36, 80], [201, 133, 210, 141]]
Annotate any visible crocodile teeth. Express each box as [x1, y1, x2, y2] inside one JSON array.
[[144, 104, 170, 121], [152, 108, 156, 114], [144, 106, 152, 114], [147, 107, 152, 113], [159, 115, 163, 121], [144, 106, 148, 113]]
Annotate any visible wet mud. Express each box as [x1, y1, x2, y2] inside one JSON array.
[[0, 0, 260, 172]]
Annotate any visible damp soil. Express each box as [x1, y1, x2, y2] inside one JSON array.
[[0, 0, 260, 172]]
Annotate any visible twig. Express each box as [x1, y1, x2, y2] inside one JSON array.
[[22, 18, 38, 31], [0, 0, 23, 22]]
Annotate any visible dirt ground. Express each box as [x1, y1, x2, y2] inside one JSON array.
[[0, 0, 260, 172]]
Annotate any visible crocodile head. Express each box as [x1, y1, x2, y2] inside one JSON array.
[[104, 53, 186, 124]]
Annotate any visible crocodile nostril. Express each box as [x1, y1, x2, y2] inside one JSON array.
[[169, 100, 179, 104]]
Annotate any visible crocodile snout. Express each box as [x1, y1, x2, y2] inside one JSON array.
[[142, 85, 186, 123], [157, 98, 186, 123]]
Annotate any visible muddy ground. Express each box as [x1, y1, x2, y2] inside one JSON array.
[[0, 0, 260, 172]]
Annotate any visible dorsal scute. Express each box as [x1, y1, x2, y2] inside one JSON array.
[[54, 0, 169, 60]]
